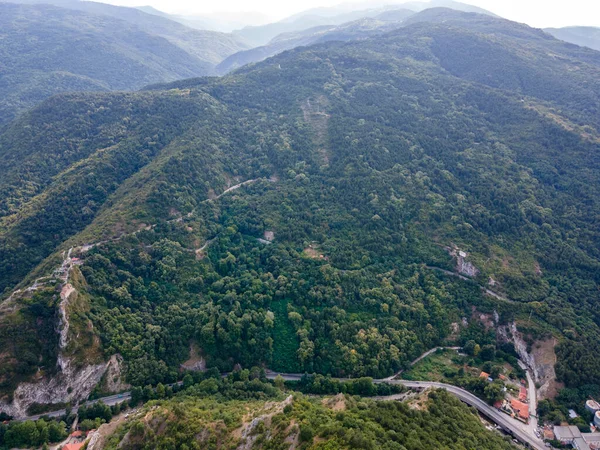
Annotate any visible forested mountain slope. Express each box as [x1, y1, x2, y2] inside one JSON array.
[[8, 0, 249, 64], [219, 7, 600, 80], [0, 1, 247, 126], [217, 15, 413, 74], [232, 0, 496, 47], [1, 11, 600, 417]]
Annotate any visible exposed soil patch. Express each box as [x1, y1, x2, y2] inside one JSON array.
[[407, 390, 430, 411], [303, 244, 327, 260], [471, 307, 497, 331], [322, 393, 346, 411], [180, 342, 205, 372], [86, 412, 128, 450], [531, 337, 562, 400], [283, 419, 299, 448], [235, 395, 293, 450]]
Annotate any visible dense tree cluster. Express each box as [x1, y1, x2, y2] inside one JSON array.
[[0, 419, 67, 449], [105, 387, 517, 450], [1, 10, 599, 417], [291, 374, 405, 396]]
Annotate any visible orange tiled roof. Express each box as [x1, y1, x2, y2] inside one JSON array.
[[479, 371, 490, 378], [519, 386, 527, 401], [511, 399, 529, 419], [63, 443, 85, 450]]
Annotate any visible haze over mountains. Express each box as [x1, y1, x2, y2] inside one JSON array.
[[545, 26, 600, 51], [1, 0, 598, 127], [0, 1, 600, 448], [0, 0, 247, 125]]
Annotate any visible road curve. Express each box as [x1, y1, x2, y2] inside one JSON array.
[[263, 373, 545, 449], [19, 375, 544, 449], [388, 380, 545, 450]]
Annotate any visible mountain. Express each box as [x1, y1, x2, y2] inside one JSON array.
[[219, 6, 593, 76], [217, 12, 415, 74], [101, 388, 517, 450], [1, 9, 600, 427], [0, 0, 248, 126], [282, 0, 495, 22], [7, 0, 249, 65], [545, 26, 600, 51], [231, 12, 373, 47], [0, 2, 212, 127], [136, 5, 271, 32], [232, 0, 497, 47], [401, 0, 498, 15]]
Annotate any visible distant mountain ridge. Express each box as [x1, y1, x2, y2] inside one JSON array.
[[220, 7, 600, 76], [0, 0, 248, 126], [232, 0, 497, 46], [217, 12, 415, 74], [545, 26, 600, 51], [5, 0, 249, 65], [1, 9, 600, 417]]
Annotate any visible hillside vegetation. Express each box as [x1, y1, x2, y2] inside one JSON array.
[[0, 10, 599, 414], [0, 1, 247, 126], [102, 380, 517, 450]]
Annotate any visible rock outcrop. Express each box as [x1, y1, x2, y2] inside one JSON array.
[[0, 270, 120, 417], [58, 283, 76, 350], [447, 246, 480, 277], [104, 354, 130, 393], [497, 322, 561, 400], [0, 356, 107, 418]]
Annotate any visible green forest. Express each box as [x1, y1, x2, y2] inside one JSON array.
[[101, 376, 518, 450], [0, 7, 600, 430]]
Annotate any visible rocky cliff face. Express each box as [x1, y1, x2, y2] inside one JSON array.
[[58, 283, 76, 350], [447, 246, 480, 277], [0, 356, 108, 418], [104, 354, 130, 393], [0, 278, 123, 418], [497, 322, 561, 400]]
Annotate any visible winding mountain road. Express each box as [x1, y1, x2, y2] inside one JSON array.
[[393, 381, 545, 450], [22, 375, 544, 449], [15, 342, 543, 449]]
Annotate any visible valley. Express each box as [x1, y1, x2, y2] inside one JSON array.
[[0, 1, 600, 449]]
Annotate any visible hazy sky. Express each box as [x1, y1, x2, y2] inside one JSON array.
[[105, 0, 600, 28]]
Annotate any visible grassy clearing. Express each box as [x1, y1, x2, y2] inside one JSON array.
[[402, 349, 463, 381]]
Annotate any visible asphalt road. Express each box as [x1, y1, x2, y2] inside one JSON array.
[[263, 373, 545, 450], [521, 361, 541, 441], [20, 374, 545, 449], [25, 393, 131, 422], [390, 380, 546, 450]]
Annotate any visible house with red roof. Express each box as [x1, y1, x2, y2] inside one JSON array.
[[519, 386, 528, 402], [63, 443, 85, 450], [510, 399, 529, 423]]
